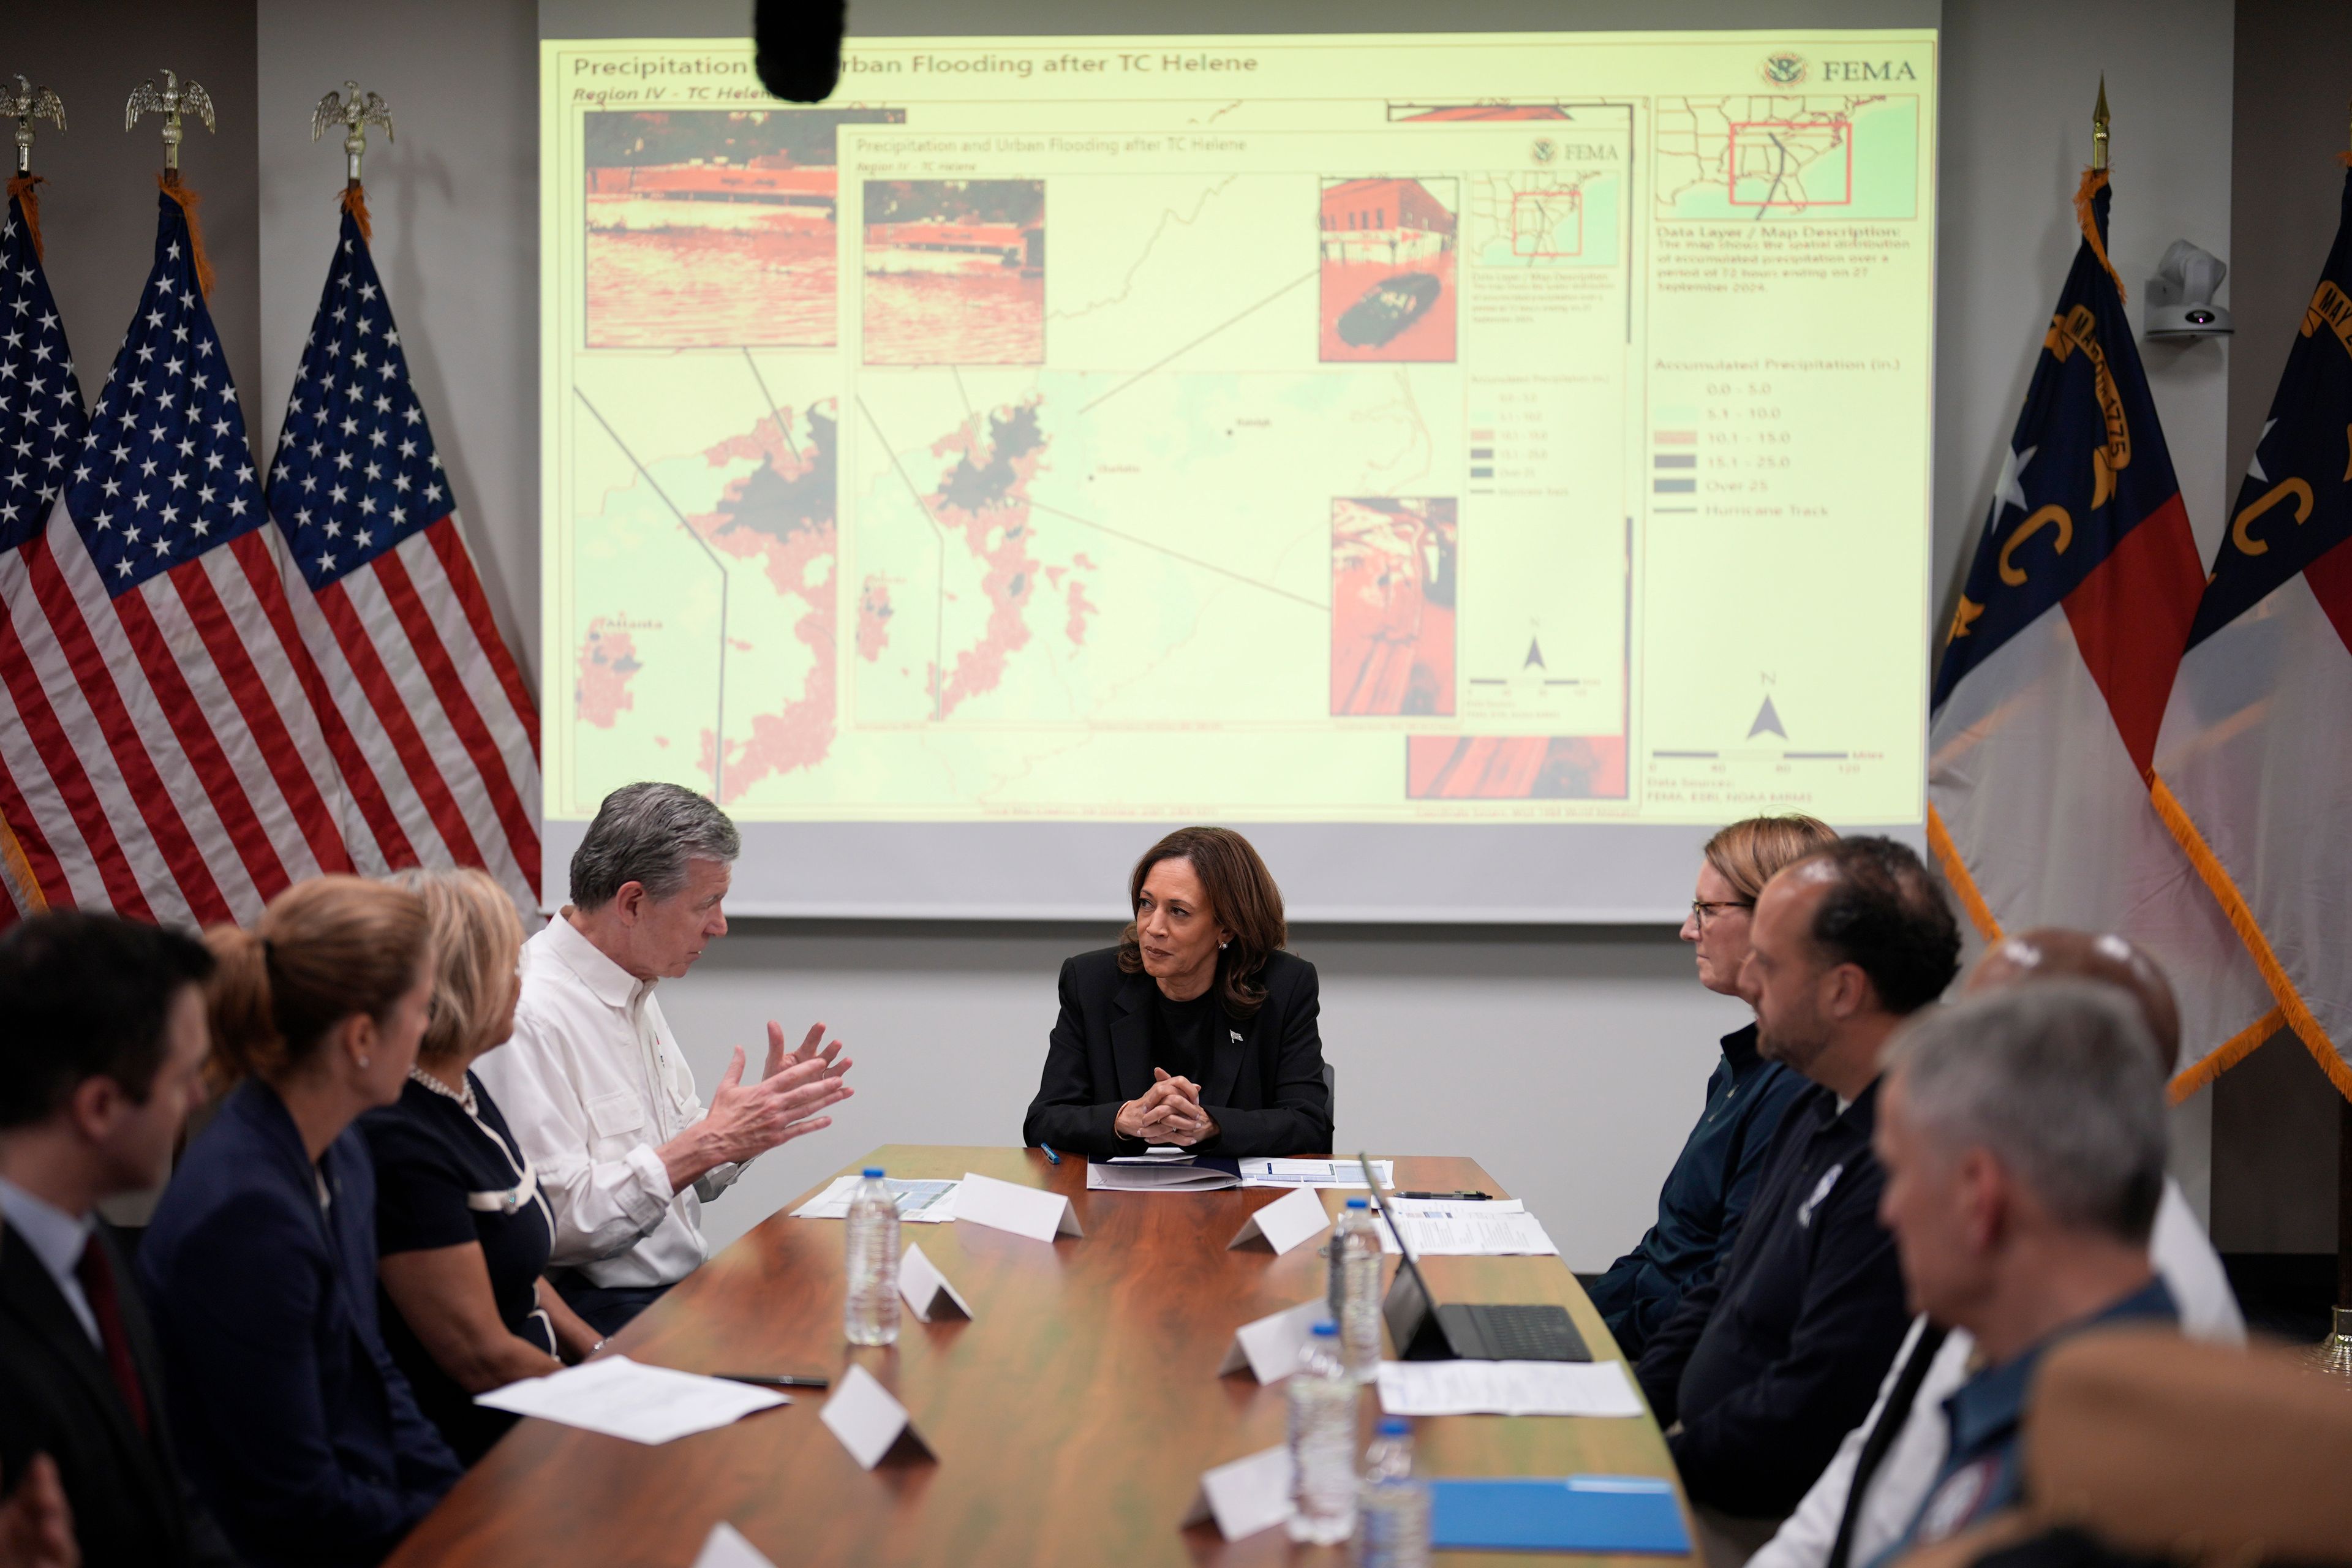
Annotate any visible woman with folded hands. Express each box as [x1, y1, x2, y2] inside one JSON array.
[[361, 868, 605, 1464], [1023, 826, 1333, 1159]]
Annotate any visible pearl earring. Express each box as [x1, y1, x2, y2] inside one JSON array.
[[1218, 940, 1229, 950], [358, 1055, 371, 1069]]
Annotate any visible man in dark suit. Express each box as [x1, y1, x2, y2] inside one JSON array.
[[0, 913, 243, 1568]]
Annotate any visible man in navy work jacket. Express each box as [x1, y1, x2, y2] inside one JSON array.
[[1636, 837, 1959, 1540]]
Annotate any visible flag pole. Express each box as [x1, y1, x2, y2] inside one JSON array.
[[312, 81, 391, 237], [2092, 74, 2109, 172], [2323, 1098, 2352, 1378]]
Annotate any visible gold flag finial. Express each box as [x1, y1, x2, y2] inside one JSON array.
[[4, 75, 66, 177], [2092, 75, 2110, 172], [311, 80, 393, 186], [125, 68, 215, 179]]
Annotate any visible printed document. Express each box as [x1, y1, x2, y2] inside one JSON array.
[[1376, 1360, 1644, 1418]]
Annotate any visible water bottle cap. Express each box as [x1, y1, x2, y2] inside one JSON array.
[[1378, 1417, 1411, 1436], [1346, 1196, 1369, 1208], [1310, 1320, 1338, 1336], [862, 1167, 885, 1178]]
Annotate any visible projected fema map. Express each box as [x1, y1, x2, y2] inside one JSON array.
[[541, 32, 1936, 823]]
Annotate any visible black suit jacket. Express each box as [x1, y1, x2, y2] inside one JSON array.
[[0, 1220, 244, 1568], [1022, 947, 1333, 1158]]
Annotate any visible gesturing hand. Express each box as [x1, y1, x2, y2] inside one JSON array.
[[1115, 1067, 1218, 1146], [762, 1020, 846, 1082], [699, 1044, 856, 1169]]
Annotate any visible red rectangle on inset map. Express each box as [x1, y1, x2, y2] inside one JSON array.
[[1507, 189, 1583, 258], [1726, 119, 1854, 208]]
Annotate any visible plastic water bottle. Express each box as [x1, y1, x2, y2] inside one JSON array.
[[844, 1167, 900, 1346], [1331, 1197, 1384, 1382], [1354, 1417, 1431, 1568], [1287, 1321, 1359, 1544]]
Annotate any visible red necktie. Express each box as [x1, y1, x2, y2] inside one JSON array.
[[75, 1237, 150, 1436]]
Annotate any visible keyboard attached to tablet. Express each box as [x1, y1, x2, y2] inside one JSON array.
[[1363, 1155, 1591, 1363]]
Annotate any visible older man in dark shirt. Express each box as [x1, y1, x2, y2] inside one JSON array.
[[1637, 837, 1959, 1544]]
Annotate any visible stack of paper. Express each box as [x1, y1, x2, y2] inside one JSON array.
[[1374, 1197, 1558, 1256], [790, 1175, 960, 1223], [1240, 1158, 1395, 1189], [1087, 1158, 1241, 1191], [477, 1357, 788, 1443], [1375, 1360, 1645, 1418]]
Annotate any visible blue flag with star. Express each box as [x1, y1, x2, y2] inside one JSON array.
[[1930, 174, 2203, 774], [2194, 166, 2352, 644]]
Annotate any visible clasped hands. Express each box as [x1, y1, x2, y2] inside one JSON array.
[[692, 1022, 855, 1174], [1115, 1067, 1219, 1147]]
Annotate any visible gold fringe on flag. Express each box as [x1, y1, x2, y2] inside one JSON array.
[[4, 173, 45, 262], [156, 173, 217, 300], [0, 815, 47, 918], [2073, 166, 2127, 304], [1924, 802, 2003, 944], [339, 180, 372, 246], [2149, 772, 2352, 1103]]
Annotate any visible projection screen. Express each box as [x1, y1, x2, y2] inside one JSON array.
[[538, 2, 1939, 919]]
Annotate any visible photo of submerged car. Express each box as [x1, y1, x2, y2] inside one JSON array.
[[1335, 271, 1443, 349]]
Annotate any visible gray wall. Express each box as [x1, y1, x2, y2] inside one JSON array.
[[31, 0, 2308, 1262]]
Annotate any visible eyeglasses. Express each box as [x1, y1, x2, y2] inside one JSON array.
[[1689, 899, 1754, 929]]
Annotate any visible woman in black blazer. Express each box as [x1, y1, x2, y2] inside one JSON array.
[[1023, 827, 1333, 1159]]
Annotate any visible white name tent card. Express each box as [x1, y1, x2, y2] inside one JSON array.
[[1180, 1444, 1295, 1540], [819, 1364, 936, 1469], [898, 1242, 973, 1323], [1216, 1298, 1327, 1384], [690, 1522, 777, 1568], [1374, 1359, 1645, 1418], [954, 1171, 1083, 1243], [1226, 1185, 1331, 1256], [474, 1356, 786, 1445]]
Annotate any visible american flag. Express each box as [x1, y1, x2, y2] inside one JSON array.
[[3, 190, 363, 927], [0, 186, 89, 919], [265, 200, 540, 910]]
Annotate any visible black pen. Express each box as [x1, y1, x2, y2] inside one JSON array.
[[1039, 1144, 1061, 1165], [717, 1373, 831, 1390], [1397, 1190, 1493, 1201]]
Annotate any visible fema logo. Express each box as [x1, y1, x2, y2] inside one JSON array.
[[1531, 137, 1557, 164], [1760, 51, 1809, 86]]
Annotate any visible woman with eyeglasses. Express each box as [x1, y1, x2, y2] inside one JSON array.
[[359, 868, 605, 1464], [1578, 815, 1836, 1359]]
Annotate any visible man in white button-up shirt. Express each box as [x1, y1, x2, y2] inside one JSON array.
[[476, 783, 854, 1333]]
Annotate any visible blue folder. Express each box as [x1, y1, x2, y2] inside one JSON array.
[[1428, 1476, 1692, 1555]]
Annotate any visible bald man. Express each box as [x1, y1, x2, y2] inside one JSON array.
[[1748, 929, 2244, 1568]]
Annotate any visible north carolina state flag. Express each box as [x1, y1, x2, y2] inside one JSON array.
[[2151, 164, 2352, 1100], [1928, 168, 2276, 1080]]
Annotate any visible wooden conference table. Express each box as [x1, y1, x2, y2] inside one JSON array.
[[388, 1147, 1698, 1567]]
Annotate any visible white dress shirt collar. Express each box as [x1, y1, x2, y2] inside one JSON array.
[[0, 1175, 99, 1347], [540, 909, 652, 1012]]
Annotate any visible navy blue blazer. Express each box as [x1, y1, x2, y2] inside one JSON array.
[[1022, 947, 1333, 1158], [138, 1080, 461, 1568]]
